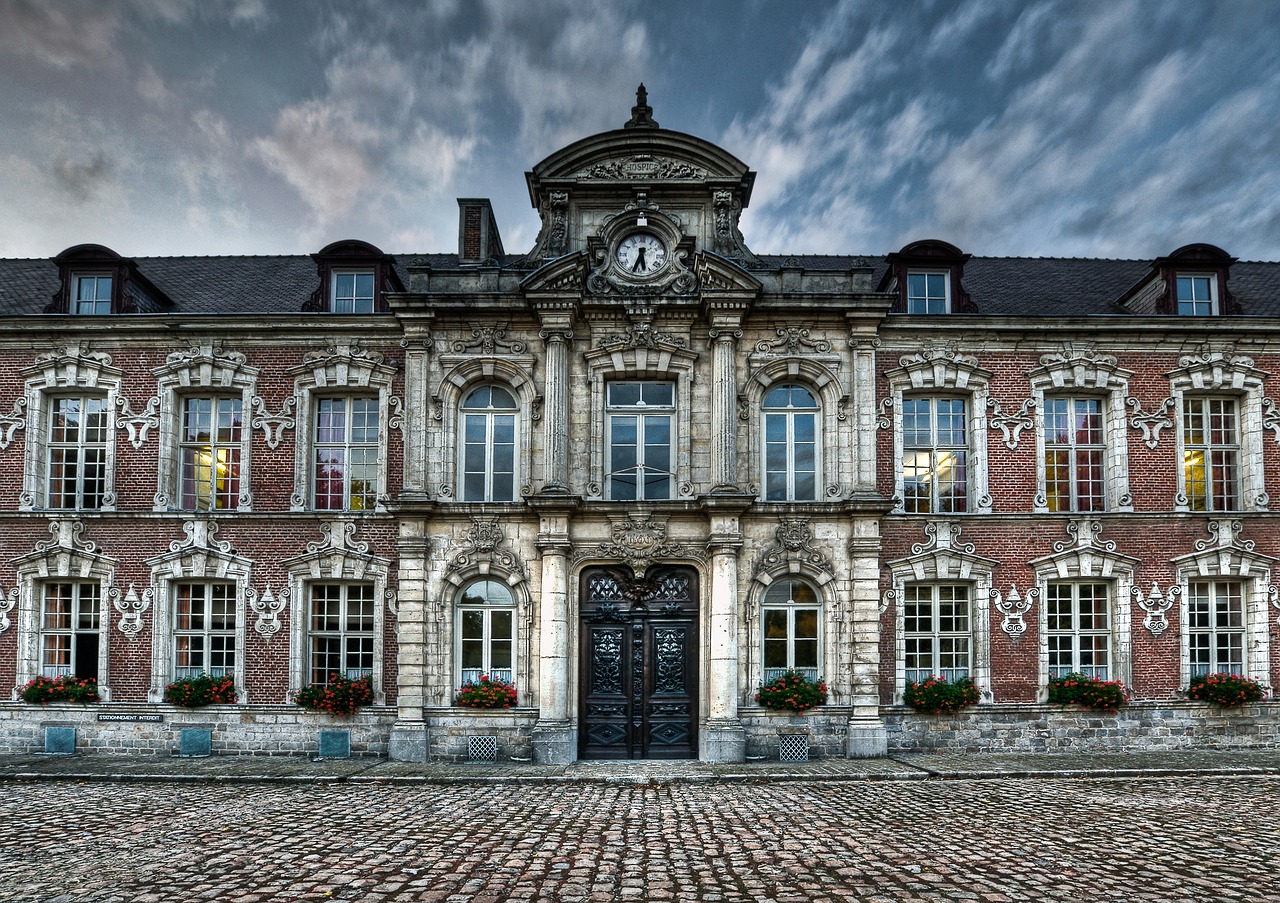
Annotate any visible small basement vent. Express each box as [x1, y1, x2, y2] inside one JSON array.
[[779, 733, 810, 763], [467, 735, 499, 764]]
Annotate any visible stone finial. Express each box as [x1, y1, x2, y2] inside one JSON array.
[[624, 83, 659, 129]]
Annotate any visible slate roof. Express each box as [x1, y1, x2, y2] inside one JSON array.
[[0, 252, 1277, 318]]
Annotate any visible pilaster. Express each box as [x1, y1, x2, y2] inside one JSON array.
[[707, 323, 743, 492], [529, 496, 580, 764], [846, 515, 887, 757], [389, 519, 431, 761]]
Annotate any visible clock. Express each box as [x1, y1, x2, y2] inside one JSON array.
[[615, 232, 668, 275]]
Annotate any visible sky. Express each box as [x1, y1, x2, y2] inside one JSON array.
[[1, 0, 1278, 262]]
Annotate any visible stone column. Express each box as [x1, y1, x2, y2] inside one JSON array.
[[531, 505, 578, 763], [708, 326, 743, 492], [846, 515, 888, 757], [702, 509, 747, 762], [851, 336, 879, 495], [539, 324, 573, 493], [388, 520, 431, 761], [399, 333, 433, 498]]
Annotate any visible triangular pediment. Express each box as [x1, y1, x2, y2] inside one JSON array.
[[694, 252, 763, 295], [520, 252, 588, 294]]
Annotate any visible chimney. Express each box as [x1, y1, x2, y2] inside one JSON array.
[[457, 198, 505, 264]]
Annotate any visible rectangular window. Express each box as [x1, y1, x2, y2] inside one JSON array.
[[180, 396, 243, 510], [331, 271, 375, 313], [47, 396, 109, 509], [1046, 583, 1110, 679], [1177, 274, 1216, 316], [906, 271, 949, 314], [762, 608, 819, 683], [309, 584, 375, 685], [41, 583, 100, 679], [903, 584, 970, 683], [902, 397, 967, 513], [1043, 396, 1105, 512], [606, 381, 674, 501], [174, 583, 237, 678], [1182, 397, 1239, 512], [459, 608, 514, 685], [72, 275, 112, 315], [314, 396, 379, 510], [1187, 581, 1244, 677]]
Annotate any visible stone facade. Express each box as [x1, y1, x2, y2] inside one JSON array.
[[1, 90, 1279, 761]]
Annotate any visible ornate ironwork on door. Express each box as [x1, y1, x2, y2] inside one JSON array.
[[579, 566, 699, 759]]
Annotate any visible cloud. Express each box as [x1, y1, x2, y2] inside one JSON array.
[[0, 1, 122, 69]]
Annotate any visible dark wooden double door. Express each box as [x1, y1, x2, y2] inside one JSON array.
[[578, 566, 699, 759]]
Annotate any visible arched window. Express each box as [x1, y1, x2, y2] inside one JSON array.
[[762, 384, 818, 501], [456, 578, 515, 685], [761, 579, 821, 681], [459, 386, 517, 501]]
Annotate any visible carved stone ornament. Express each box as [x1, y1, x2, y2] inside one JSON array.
[[34, 342, 113, 370], [170, 520, 236, 557], [987, 397, 1036, 450], [35, 519, 99, 555], [1195, 519, 1253, 554], [303, 340, 385, 367], [571, 515, 695, 576], [250, 396, 296, 449], [246, 585, 287, 639], [1270, 584, 1280, 628], [452, 325, 528, 355], [879, 587, 895, 616], [112, 582, 153, 638], [1132, 582, 1178, 637], [898, 342, 979, 371], [1126, 397, 1175, 449], [991, 584, 1037, 640], [388, 396, 406, 437], [752, 518, 831, 581], [449, 518, 525, 577], [308, 521, 369, 556], [0, 396, 26, 450], [1053, 520, 1117, 554], [0, 582, 17, 633], [753, 326, 832, 356], [1262, 397, 1280, 444], [1176, 344, 1254, 372], [596, 323, 687, 350], [711, 189, 759, 265], [1038, 344, 1119, 372], [165, 340, 248, 369], [585, 202, 698, 297], [911, 521, 975, 556], [116, 395, 160, 449], [876, 396, 894, 430], [576, 155, 705, 181]]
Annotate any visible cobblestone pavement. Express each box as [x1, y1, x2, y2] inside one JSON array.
[[2, 775, 1277, 902]]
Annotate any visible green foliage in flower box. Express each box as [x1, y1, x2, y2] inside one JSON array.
[[19, 676, 101, 704], [903, 676, 980, 714], [453, 675, 518, 708], [163, 673, 238, 708], [293, 674, 374, 715], [1047, 673, 1128, 712], [1186, 673, 1266, 707], [755, 671, 828, 713]]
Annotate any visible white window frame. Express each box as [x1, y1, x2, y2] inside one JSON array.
[[45, 395, 112, 510], [37, 582, 104, 680], [284, 521, 390, 703], [13, 520, 117, 699], [455, 578, 517, 686], [312, 395, 381, 511], [759, 578, 822, 683], [1172, 521, 1273, 690], [172, 582, 240, 680], [146, 520, 252, 702], [885, 348, 991, 514], [289, 344, 397, 512], [1029, 347, 1133, 513], [900, 395, 970, 514], [1180, 396, 1241, 512], [153, 345, 258, 512], [1044, 582, 1113, 679], [1184, 580, 1245, 677], [905, 269, 950, 314], [605, 380, 676, 501], [760, 384, 820, 502], [305, 582, 377, 685], [901, 583, 972, 684], [887, 522, 994, 702], [584, 342, 697, 501], [20, 347, 121, 512], [1168, 351, 1266, 512], [1176, 272, 1217, 316], [330, 270, 376, 314], [72, 273, 113, 315], [458, 385, 519, 502]]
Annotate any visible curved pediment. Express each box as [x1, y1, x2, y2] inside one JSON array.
[[528, 129, 755, 198]]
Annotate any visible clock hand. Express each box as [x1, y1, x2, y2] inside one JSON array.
[[633, 247, 647, 272]]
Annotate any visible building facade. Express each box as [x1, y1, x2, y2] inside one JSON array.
[[2, 90, 1279, 761]]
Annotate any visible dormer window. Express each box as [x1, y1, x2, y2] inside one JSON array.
[[331, 270, 375, 313], [304, 240, 403, 314], [72, 274, 113, 315], [906, 271, 949, 314], [1176, 274, 1217, 316], [880, 240, 975, 314]]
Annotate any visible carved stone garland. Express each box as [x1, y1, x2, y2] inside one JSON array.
[[752, 518, 832, 582], [571, 515, 700, 577]]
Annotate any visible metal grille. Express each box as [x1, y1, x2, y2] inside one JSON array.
[[779, 733, 810, 762], [467, 735, 499, 763]]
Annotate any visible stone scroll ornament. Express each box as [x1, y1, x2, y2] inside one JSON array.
[[0, 396, 26, 450], [112, 583, 153, 638], [1131, 582, 1178, 637], [246, 585, 287, 639], [0, 583, 17, 633], [991, 584, 1036, 640]]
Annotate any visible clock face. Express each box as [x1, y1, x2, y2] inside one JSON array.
[[615, 232, 668, 275]]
